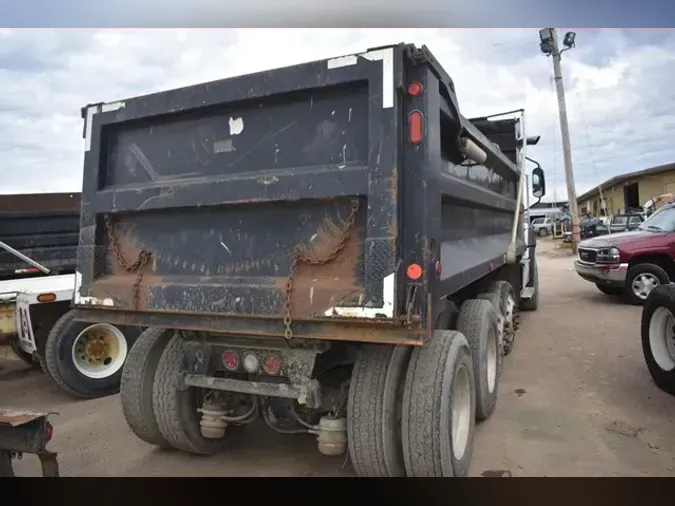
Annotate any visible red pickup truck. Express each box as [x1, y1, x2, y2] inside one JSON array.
[[574, 202, 675, 304]]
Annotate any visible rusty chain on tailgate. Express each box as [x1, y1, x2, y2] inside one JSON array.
[[104, 215, 152, 309], [283, 200, 360, 340]]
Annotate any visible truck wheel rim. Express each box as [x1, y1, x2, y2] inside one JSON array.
[[648, 307, 675, 372], [487, 329, 497, 393], [451, 363, 471, 460], [632, 273, 660, 300], [71, 324, 128, 379]]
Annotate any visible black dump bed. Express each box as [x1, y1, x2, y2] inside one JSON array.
[[0, 192, 80, 280], [74, 43, 524, 344]]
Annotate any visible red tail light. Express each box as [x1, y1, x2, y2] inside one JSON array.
[[262, 355, 281, 375], [409, 111, 423, 145], [222, 350, 239, 370], [46, 421, 53, 442], [407, 82, 423, 97]]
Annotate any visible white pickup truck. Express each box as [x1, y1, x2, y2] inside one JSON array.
[[1, 271, 140, 399]]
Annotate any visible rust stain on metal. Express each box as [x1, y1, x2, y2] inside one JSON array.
[[280, 209, 363, 319], [0, 408, 51, 427], [0, 302, 16, 337]]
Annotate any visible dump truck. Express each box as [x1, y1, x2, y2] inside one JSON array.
[[71, 43, 546, 477]]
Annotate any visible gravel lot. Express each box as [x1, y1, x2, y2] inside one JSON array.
[[2, 239, 675, 476]]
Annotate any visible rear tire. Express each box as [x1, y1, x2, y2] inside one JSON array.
[[595, 284, 623, 296], [641, 285, 675, 395], [488, 281, 517, 356], [457, 300, 499, 421], [44, 310, 141, 399], [401, 330, 476, 477], [476, 291, 506, 368], [152, 334, 227, 455], [347, 344, 410, 477], [121, 327, 173, 448], [625, 263, 669, 305]]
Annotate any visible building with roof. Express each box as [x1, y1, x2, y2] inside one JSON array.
[[577, 163, 675, 217]]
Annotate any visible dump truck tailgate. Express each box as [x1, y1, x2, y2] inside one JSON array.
[[75, 47, 402, 326]]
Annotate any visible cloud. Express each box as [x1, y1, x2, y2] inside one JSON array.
[[1, 28, 674, 204]]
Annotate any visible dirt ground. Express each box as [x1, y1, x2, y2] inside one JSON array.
[[2, 239, 675, 477]]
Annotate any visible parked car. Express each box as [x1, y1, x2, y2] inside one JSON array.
[[532, 216, 553, 236], [595, 212, 645, 236], [574, 203, 675, 304]]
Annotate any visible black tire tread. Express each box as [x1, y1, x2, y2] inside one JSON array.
[[402, 330, 475, 477], [456, 299, 499, 421], [641, 284, 675, 395], [152, 334, 195, 452], [121, 327, 171, 448], [152, 334, 225, 455], [44, 310, 91, 398], [347, 344, 408, 477]]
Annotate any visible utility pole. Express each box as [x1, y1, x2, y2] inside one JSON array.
[[539, 28, 581, 252]]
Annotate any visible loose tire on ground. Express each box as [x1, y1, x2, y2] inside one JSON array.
[[401, 330, 476, 477], [625, 263, 670, 305], [595, 284, 623, 296], [487, 281, 517, 356], [520, 256, 539, 312], [456, 300, 500, 421], [347, 344, 410, 477], [121, 327, 173, 448], [641, 285, 675, 396], [152, 333, 228, 455], [44, 310, 141, 399]]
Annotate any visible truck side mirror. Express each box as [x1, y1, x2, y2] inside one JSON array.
[[532, 167, 546, 198]]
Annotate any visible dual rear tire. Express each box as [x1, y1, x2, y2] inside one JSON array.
[[124, 285, 511, 476], [348, 297, 502, 477], [121, 329, 230, 454]]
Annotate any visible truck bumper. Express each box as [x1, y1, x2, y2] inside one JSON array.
[[574, 261, 628, 286]]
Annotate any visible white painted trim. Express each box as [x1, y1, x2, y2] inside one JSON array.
[[326, 48, 395, 109], [101, 101, 125, 113], [84, 101, 126, 152], [84, 105, 98, 152], [361, 49, 394, 109], [327, 54, 358, 69], [324, 272, 395, 319]]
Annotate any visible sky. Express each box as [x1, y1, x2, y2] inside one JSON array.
[[1, 28, 675, 203]]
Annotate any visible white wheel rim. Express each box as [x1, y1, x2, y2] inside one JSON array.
[[451, 363, 471, 460], [632, 273, 660, 300], [71, 323, 128, 379], [648, 307, 675, 372], [486, 328, 497, 393]]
